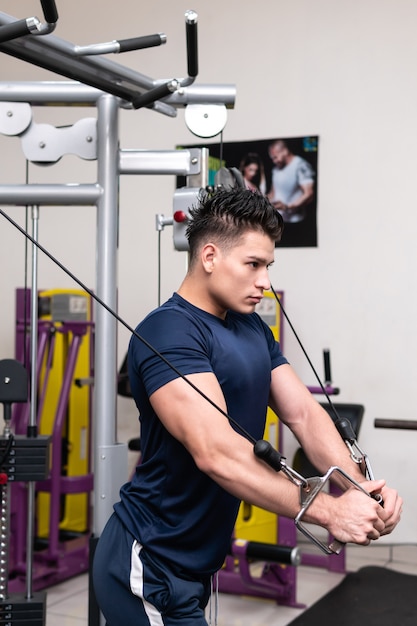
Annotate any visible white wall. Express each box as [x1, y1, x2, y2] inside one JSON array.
[[0, 0, 416, 543]]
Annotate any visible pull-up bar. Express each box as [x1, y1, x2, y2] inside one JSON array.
[[0, 7, 204, 113], [0, 0, 58, 43]]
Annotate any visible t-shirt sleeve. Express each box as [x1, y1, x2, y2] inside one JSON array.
[[297, 159, 315, 186], [259, 316, 288, 370], [128, 309, 213, 398]]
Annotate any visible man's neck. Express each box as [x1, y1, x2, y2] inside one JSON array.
[[177, 275, 226, 319]]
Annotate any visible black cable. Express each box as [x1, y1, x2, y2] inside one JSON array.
[[3, 205, 345, 476], [0, 433, 14, 469], [219, 130, 224, 168], [269, 284, 341, 423], [0, 206, 257, 445]]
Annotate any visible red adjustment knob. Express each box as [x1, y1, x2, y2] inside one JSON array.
[[0, 473, 8, 485], [173, 210, 188, 223]]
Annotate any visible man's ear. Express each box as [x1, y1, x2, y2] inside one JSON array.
[[201, 243, 217, 273]]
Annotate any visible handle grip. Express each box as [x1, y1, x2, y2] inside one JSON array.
[[253, 439, 283, 472], [118, 34, 166, 53], [185, 10, 198, 78], [40, 0, 59, 23], [323, 348, 331, 383], [132, 81, 175, 109], [335, 417, 357, 443], [231, 539, 301, 566]]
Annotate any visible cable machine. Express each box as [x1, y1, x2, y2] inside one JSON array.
[[0, 3, 235, 624], [0, 4, 382, 624]]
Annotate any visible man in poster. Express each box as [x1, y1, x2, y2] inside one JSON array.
[[177, 135, 318, 247], [267, 138, 315, 224]]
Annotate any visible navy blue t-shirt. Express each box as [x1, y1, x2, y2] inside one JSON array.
[[114, 293, 287, 576]]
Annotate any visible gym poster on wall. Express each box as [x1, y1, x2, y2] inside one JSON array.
[[177, 136, 319, 248]]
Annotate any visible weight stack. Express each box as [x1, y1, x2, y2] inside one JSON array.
[[0, 592, 46, 625]]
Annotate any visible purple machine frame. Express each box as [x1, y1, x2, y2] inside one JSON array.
[[9, 289, 94, 592], [216, 293, 343, 608]]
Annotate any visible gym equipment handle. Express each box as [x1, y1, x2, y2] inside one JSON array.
[[335, 417, 356, 444], [246, 541, 300, 566], [40, 0, 59, 24], [185, 10, 198, 78], [323, 348, 331, 383], [118, 34, 166, 53], [374, 418, 417, 430], [132, 81, 177, 110], [230, 539, 301, 566], [253, 439, 284, 472]]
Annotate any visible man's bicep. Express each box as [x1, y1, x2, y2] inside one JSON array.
[[269, 363, 314, 426], [149, 371, 229, 454], [301, 180, 314, 195]]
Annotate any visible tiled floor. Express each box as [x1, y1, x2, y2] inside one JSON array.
[[13, 407, 416, 624], [43, 542, 417, 625]]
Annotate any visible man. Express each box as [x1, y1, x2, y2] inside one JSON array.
[[268, 139, 315, 223], [93, 188, 402, 625]]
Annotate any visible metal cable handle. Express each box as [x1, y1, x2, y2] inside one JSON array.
[[132, 10, 199, 109], [254, 440, 380, 555]]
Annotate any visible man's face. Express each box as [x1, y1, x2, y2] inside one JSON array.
[[269, 144, 288, 169], [207, 230, 275, 318]]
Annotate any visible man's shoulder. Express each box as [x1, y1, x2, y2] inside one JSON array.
[[139, 293, 192, 321], [293, 155, 314, 177], [136, 295, 216, 347]]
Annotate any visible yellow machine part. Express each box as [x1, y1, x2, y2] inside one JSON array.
[[234, 291, 283, 545], [36, 288, 92, 537]]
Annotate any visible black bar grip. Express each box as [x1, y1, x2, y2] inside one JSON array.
[[132, 82, 173, 109], [40, 0, 59, 23], [0, 20, 32, 44], [244, 541, 300, 566], [335, 417, 356, 443], [323, 349, 331, 383], [253, 439, 283, 472], [231, 539, 300, 565], [185, 10, 198, 78], [118, 34, 165, 53], [374, 418, 417, 431]]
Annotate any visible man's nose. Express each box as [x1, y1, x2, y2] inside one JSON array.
[[257, 269, 271, 291]]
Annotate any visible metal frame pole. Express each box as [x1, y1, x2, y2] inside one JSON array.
[[93, 94, 127, 537]]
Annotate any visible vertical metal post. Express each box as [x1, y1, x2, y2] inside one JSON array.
[[93, 95, 127, 538], [90, 92, 128, 626], [187, 146, 209, 188]]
